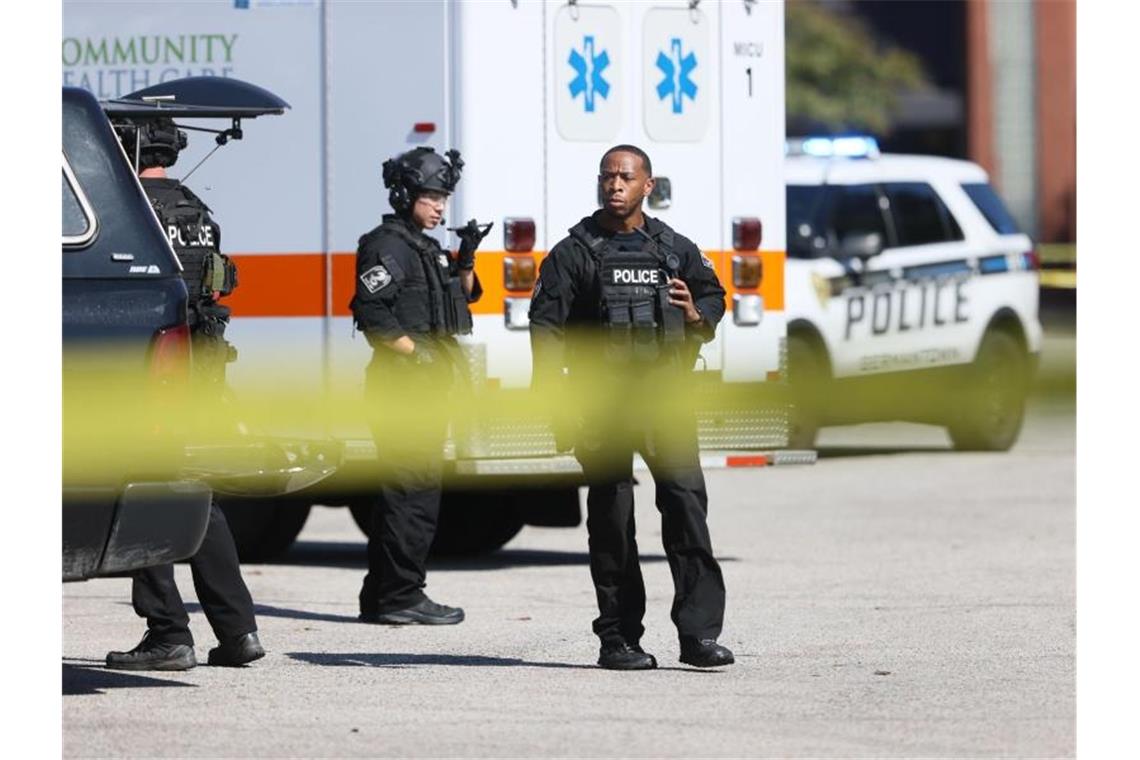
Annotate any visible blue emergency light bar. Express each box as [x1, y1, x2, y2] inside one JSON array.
[[786, 136, 880, 159]]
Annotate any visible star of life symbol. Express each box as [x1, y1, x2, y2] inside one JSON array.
[[568, 35, 611, 113], [656, 38, 698, 114]]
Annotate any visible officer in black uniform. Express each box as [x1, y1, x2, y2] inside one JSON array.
[[529, 144, 735, 670], [351, 146, 490, 625], [105, 118, 263, 671]]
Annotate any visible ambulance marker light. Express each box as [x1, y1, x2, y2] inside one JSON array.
[[733, 294, 763, 326], [732, 217, 762, 251], [504, 217, 536, 252], [412, 122, 436, 134], [504, 298, 531, 330], [503, 255, 537, 291], [732, 254, 762, 289]]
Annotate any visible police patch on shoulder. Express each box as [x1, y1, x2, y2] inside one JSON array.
[[700, 254, 715, 270], [360, 264, 393, 293]]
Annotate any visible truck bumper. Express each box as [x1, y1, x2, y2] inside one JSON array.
[[63, 480, 212, 581]]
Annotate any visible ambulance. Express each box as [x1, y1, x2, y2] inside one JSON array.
[[62, 0, 791, 557]]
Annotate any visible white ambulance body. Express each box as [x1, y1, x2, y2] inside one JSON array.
[[63, 0, 789, 553]]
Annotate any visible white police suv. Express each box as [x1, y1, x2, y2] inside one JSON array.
[[783, 137, 1041, 451]]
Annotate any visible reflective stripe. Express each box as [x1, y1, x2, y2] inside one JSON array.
[[221, 249, 787, 317]]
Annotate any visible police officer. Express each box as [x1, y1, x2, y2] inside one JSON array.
[[529, 145, 735, 670], [105, 118, 263, 670], [351, 147, 490, 625]]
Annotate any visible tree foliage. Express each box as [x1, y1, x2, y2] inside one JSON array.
[[786, 0, 929, 134]]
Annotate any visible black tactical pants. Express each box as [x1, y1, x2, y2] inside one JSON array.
[[131, 309, 254, 646], [573, 373, 725, 648], [360, 351, 453, 615], [131, 499, 257, 646]]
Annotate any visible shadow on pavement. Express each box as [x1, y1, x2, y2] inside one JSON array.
[[62, 662, 196, 696], [815, 445, 955, 459], [275, 543, 676, 571], [183, 601, 360, 624], [285, 651, 712, 673]]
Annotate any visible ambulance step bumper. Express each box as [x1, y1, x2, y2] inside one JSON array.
[[445, 450, 816, 477]]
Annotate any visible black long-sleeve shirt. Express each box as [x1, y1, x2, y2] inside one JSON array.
[[528, 212, 725, 387]]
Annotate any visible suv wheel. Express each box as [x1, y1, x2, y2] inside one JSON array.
[[947, 329, 1028, 452]]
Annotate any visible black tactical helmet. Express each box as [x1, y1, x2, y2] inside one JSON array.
[[382, 147, 464, 214], [114, 117, 188, 169]]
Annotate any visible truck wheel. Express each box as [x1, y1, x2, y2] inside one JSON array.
[[948, 329, 1028, 452], [217, 498, 312, 562], [433, 494, 524, 556], [787, 333, 824, 449], [348, 492, 523, 556]]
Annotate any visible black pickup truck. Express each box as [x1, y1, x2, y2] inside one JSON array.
[[62, 85, 212, 580]]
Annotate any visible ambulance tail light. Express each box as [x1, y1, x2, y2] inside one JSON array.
[[733, 216, 762, 253], [732, 254, 763, 289], [1022, 248, 1041, 271], [503, 255, 537, 292], [504, 217, 536, 252]]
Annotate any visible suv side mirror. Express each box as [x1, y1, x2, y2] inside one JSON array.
[[839, 231, 883, 262]]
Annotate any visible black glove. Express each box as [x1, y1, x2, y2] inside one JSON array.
[[452, 219, 494, 271]]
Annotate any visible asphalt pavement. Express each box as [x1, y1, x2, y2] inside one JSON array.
[[63, 340, 1075, 757]]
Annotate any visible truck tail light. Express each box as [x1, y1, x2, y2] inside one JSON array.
[[732, 216, 762, 251], [504, 255, 536, 292], [504, 217, 536, 252], [732, 254, 762, 289], [149, 323, 191, 388]]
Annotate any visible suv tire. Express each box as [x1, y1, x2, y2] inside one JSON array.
[[947, 329, 1028, 452]]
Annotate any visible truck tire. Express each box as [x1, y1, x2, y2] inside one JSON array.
[[786, 333, 825, 449], [217, 498, 312, 562], [947, 329, 1028, 452], [348, 492, 524, 556]]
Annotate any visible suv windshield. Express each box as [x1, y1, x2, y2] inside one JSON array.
[[961, 182, 1021, 234]]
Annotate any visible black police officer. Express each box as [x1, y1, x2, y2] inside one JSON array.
[[105, 118, 263, 670], [529, 145, 735, 670], [351, 147, 490, 625]]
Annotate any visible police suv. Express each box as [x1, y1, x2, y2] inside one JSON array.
[[783, 137, 1040, 451]]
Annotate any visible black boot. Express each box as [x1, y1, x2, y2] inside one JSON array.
[[207, 632, 265, 667], [106, 633, 196, 671], [598, 642, 657, 670], [360, 597, 465, 625], [680, 639, 735, 668]]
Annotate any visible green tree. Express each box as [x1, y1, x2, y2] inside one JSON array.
[[786, 0, 929, 134]]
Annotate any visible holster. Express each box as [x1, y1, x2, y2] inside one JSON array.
[[202, 252, 238, 296]]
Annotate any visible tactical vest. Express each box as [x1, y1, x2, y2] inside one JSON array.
[[144, 181, 237, 300], [568, 220, 687, 363], [378, 220, 473, 337]]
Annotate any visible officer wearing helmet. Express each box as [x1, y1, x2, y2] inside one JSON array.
[[350, 146, 491, 625], [528, 144, 735, 670], [104, 117, 264, 671]]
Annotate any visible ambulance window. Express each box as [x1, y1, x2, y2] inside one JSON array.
[[884, 182, 959, 246], [62, 162, 97, 247], [962, 182, 1021, 234], [829, 184, 889, 245]]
